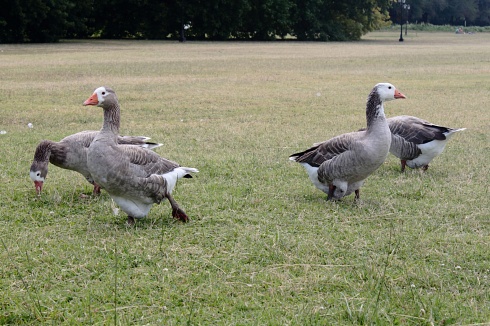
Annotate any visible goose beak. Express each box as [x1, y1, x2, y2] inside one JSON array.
[[34, 181, 43, 196], [83, 93, 99, 106], [394, 89, 406, 99]]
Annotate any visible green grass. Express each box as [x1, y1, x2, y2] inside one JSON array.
[[0, 31, 489, 325]]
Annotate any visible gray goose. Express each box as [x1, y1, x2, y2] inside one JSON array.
[[290, 83, 406, 200], [83, 86, 198, 224], [30, 131, 162, 196], [388, 115, 466, 172]]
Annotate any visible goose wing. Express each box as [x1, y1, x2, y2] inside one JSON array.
[[57, 131, 97, 149], [119, 145, 180, 177], [388, 116, 448, 144], [60, 131, 162, 149], [290, 131, 362, 168], [118, 135, 163, 149]]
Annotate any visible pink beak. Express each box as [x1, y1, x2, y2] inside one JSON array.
[[34, 181, 43, 196], [394, 89, 406, 99], [83, 93, 99, 106]]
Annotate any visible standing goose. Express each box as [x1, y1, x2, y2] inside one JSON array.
[[30, 131, 162, 196], [289, 83, 406, 200], [83, 86, 198, 224], [388, 115, 466, 172]]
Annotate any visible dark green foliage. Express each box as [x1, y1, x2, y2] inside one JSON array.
[[0, 0, 89, 42], [392, 0, 490, 26], [0, 0, 390, 42], [0, 0, 489, 42], [185, 0, 252, 40], [242, 0, 295, 40], [292, 0, 391, 41]]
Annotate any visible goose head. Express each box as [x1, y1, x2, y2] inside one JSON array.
[[29, 140, 52, 195], [30, 161, 48, 196], [374, 83, 406, 102], [83, 86, 117, 107]]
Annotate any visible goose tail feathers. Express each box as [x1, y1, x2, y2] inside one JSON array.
[[178, 167, 199, 179], [161, 167, 198, 194], [445, 127, 466, 139], [141, 141, 163, 150], [289, 149, 310, 162]]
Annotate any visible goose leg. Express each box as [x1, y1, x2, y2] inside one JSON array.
[[422, 164, 429, 171], [355, 189, 360, 200], [327, 185, 336, 201], [400, 160, 407, 172], [166, 193, 189, 222], [127, 216, 136, 225], [93, 183, 102, 196]]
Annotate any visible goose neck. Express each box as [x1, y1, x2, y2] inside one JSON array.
[[34, 140, 53, 163], [365, 93, 386, 130], [101, 103, 120, 135]]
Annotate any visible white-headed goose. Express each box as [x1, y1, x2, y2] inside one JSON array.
[[30, 131, 162, 196], [83, 86, 198, 224], [290, 83, 406, 200], [388, 115, 466, 172]]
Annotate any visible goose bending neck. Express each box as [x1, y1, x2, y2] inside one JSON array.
[[34, 140, 53, 162]]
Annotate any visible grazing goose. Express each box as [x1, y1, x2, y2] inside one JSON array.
[[388, 115, 466, 172], [83, 86, 198, 224], [30, 131, 162, 196], [289, 83, 406, 200]]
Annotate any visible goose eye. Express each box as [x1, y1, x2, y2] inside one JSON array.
[[37, 172, 40, 176], [102, 92, 106, 95], [388, 86, 392, 89]]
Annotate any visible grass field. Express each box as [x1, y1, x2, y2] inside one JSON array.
[[0, 31, 489, 325]]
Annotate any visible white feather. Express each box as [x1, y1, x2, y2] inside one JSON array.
[[110, 195, 152, 219], [407, 128, 466, 169], [299, 163, 330, 194], [30, 170, 44, 182], [161, 167, 199, 194]]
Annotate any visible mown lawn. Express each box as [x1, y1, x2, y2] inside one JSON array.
[[0, 31, 488, 325]]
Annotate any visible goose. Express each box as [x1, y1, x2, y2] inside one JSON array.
[[83, 86, 198, 224], [289, 83, 406, 200], [387, 115, 466, 172], [30, 131, 162, 196]]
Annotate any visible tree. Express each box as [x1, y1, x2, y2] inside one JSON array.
[[64, 0, 96, 39], [400, 0, 485, 26], [186, 0, 251, 40], [475, 0, 490, 25], [243, 0, 294, 40], [292, 0, 391, 41], [7, 0, 489, 44], [0, 0, 24, 43], [0, 0, 72, 42]]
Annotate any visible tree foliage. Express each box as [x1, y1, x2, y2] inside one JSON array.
[[392, 0, 490, 26], [0, 0, 489, 43], [0, 0, 72, 42]]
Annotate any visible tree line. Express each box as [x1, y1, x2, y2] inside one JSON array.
[[1, 0, 489, 43], [391, 0, 490, 27]]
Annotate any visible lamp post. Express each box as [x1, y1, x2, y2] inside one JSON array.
[[399, 0, 405, 42], [404, 4, 410, 36]]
